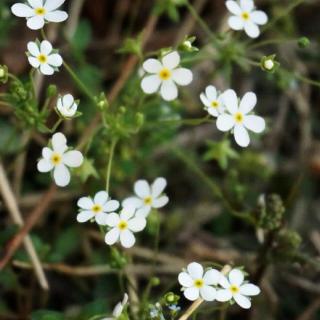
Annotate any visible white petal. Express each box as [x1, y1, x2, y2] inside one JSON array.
[[135, 206, 151, 218], [62, 150, 83, 168], [40, 40, 53, 55], [228, 16, 244, 30], [240, 0, 254, 12], [162, 51, 180, 70], [219, 275, 231, 289], [243, 115, 265, 133], [244, 21, 260, 38], [134, 180, 150, 198], [172, 68, 193, 86], [184, 287, 199, 301], [120, 206, 136, 220], [142, 58, 162, 73], [95, 212, 108, 225], [42, 147, 52, 159], [27, 41, 40, 57], [228, 269, 244, 286], [62, 94, 74, 108], [37, 159, 53, 172], [52, 132, 67, 153], [27, 15, 45, 30], [178, 272, 194, 287], [222, 89, 238, 114], [77, 197, 94, 210], [234, 293, 251, 309], [226, 1, 242, 15], [28, 57, 40, 68], [207, 107, 219, 117], [234, 125, 250, 147], [203, 269, 221, 285], [187, 262, 204, 279], [152, 196, 169, 208], [240, 284, 260, 296], [141, 75, 161, 94], [40, 63, 54, 75], [53, 164, 70, 187], [239, 92, 257, 114], [106, 212, 120, 227], [47, 53, 63, 67], [160, 81, 178, 101], [205, 85, 217, 101], [251, 11, 268, 25], [11, 4, 34, 17], [200, 93, 211, 107], [200, 285, 216, 301], [94, 191, 109, 205], [216, 114, 235, 132], [151, 177, 167, 197], [105, 228, 120, 245], [128, 217, 146, 232], [112, 302, 124, 318], [103, 200, 120, 212], [122, 197, 143, 209], [120, 230, 135, 248], [45, 10, 68, 22], [28, 0, 43, 8], [216, 289, 232, 302], [44, 0, 65, 11], [76, 210, 94, 223]]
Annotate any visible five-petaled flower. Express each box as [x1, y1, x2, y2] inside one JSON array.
[[178, 262, 221, 301], [37, 132, 83, 187], [141, 51, 193, 101], [216, 268, 260, 309], [105, 206, 146, 248], [226, 0, 268, 38], [11, 0, 68, 30], [77, 191, 120, 226], [122, 177, 169, 218], [27, 40, 63, 75], [101, 293, 129, 320], [200, 85, 225, 117], [56, 94, 78, 118], [216, 89, 265, 147]]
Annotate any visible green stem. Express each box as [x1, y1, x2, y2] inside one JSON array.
[[63, 61, 96, 104], [50, 118, 63, 133], [105, 138, 118, 193], [248, 38, 297, 50]]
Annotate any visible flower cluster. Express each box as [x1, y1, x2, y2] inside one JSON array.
[[178, 262, 260, 309]]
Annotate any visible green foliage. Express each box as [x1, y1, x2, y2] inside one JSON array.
[[31, 310, 65, 320]]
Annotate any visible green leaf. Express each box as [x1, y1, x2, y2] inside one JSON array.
[[31, 310, 65, 320], [72, 20, 92, 52]]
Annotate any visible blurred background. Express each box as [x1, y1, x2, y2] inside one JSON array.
[[0, 0, 320, 319]]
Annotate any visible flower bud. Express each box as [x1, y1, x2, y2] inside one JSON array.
[[298, 37, 310, 48], [261, 55, 279, 73], [0, 65, 8, 84], [47, 84, 57, 97]]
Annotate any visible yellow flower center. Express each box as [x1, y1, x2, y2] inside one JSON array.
[[241, 12, 250, 20], [144, 196, 153, 205], [91, 204, 102, 214], [118, 220, 128, 231], [37, 54, 47, 64], [159, 68, 172, 81], [194, 279, 204, 288], [35, 7, 46, 15], [230, 285, 239, 294], [234, 112, 244, 123], [50, 153, 62, 165], [211, 100, 219, 108]]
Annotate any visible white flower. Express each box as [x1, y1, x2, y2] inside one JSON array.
[[27, 40, 63, 75], [102, 293, 129, 320], [141, 51, 193, 101], [105, 206, 146, 248], [263, 59, 274, 70], [122, 177, 169, 218], [216, 89, 265, 147], [178, 262, 221, 301], [11, 0, 68, 30], [200, 85, 225, 117], [37, 132, 83, 187], [216, 268, 260, 309], [56, 94, 78, 118], [226, 0, 268, 38], [77, 191, 120, 226]]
